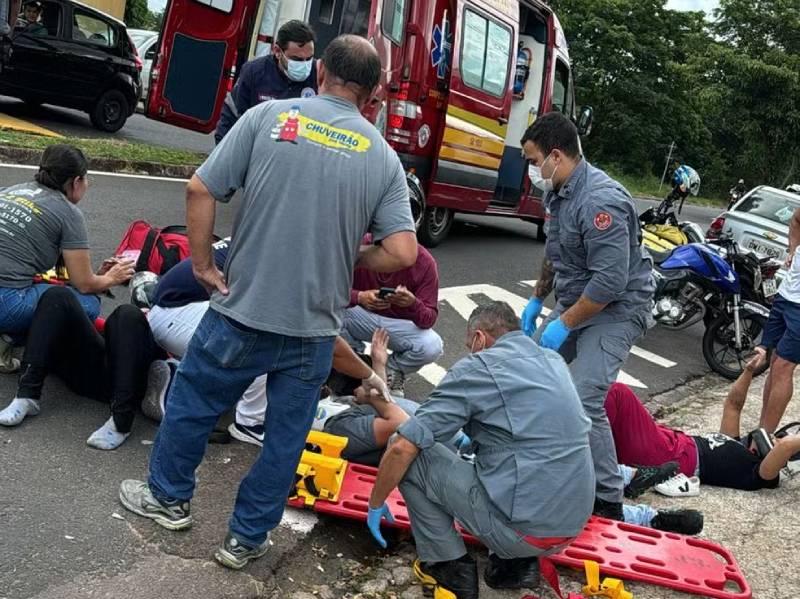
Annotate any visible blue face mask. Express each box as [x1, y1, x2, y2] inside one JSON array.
[[285, 56, 313, 82]]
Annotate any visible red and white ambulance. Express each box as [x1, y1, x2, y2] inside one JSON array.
[[145, 0, 591, 245]]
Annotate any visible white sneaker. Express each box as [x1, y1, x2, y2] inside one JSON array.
[[654, 473, 700, 497]]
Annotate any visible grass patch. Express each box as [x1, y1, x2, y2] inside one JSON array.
[[0, 128, 206, 167], [604, 166, 727, 209]]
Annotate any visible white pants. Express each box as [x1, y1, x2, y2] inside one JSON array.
[[340, 306, 443, 374], [147, 303, 268, 427]]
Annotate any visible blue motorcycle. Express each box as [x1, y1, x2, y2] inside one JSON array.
[[650, 235, 776, 379]]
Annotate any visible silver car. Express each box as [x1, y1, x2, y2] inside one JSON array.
[[707, 185, 800, 285], [128, 29, 158, 102]]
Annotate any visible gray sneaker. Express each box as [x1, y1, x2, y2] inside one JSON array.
[[119, 479, 192, 531], [386, 367, 406, 397], [140, 360, 171, 422], [214, 532, 269, 570], [0, 334, 20, 374]]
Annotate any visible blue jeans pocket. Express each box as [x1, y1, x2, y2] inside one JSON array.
[[298, 337, 335, 384], [200, 312, 257, 368]]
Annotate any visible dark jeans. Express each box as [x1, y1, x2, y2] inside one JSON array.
[[17, 286, 164, 432], [148, 308, 335, 547]]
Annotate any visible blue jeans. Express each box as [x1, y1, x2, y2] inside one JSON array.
[[147, 308, 335, 547], [0, 284, 100, 340]]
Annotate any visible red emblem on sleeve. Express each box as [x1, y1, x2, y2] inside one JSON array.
[[594, 212, 612, 231]]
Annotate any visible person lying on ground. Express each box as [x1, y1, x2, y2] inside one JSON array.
[[0, 144, 134, 372], [0, 286, 164, 449], [320, 328, 466, 466], [341, 234, 443, 395], [365, 301, 700, 599], [137, 239, 391, 437], [607, 350, 800, 491]]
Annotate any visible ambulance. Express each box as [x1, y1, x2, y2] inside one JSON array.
[[145, 0, 592, 246]]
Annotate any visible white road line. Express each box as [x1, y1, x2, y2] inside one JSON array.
[[0, 163, 191, 183], [418, 363, 447, 386], [438, 283, 649, 388], [520, 279, 675, 368], [280, 507, 318, 534]]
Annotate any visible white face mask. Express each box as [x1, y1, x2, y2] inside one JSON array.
[[528, 153, 557, 193], [285, 56, 313, 82]]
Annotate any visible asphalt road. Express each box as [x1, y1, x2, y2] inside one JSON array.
[[0, 96, 213, 154], [0, 165, 722, 598]]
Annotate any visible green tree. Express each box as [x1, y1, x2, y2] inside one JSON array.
[[124, 0, 151, 29], [549, 0, 717, 180]]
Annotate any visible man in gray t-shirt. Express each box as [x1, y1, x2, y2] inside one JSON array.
[[120, 35, 418, 569]]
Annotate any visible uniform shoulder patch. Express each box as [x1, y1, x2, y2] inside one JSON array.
[[593, 211, 613, 231]]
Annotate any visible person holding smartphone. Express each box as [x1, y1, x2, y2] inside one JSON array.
[[344, 235, 443, 395]]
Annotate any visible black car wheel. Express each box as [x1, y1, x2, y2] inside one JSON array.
[[90, 89, 129, 133], [417, 206, 454, 248]]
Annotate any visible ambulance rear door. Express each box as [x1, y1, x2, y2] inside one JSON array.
[[430, 0, 517, 211], [146, 0, 255, 132]]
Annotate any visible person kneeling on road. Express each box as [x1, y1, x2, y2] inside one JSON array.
[[342, 235, 443, 395], [366, 301, 594, 598]]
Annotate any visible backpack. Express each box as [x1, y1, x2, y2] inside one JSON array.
[[115, 221, 191, 275]]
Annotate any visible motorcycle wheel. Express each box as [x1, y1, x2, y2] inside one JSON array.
[[702, 312, 769, 380]]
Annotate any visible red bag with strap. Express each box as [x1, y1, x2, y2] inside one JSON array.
[[115, 220, 191, 275]]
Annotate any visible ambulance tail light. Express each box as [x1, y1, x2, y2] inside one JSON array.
[[387, 83, 420, 147]]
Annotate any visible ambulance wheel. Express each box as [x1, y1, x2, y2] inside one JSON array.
[[417, 207, 453, 248], [536, 222, 547, 241]]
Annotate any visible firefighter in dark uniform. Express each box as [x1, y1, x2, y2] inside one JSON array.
[[520, 112, 654, 521], [214, 20, 317, 144]]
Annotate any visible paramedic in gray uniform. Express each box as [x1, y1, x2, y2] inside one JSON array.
[[519, 112, 654, 522]]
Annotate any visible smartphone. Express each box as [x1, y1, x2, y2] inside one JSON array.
[[377, 286, 396, 299], [119, 249, 141, 263]]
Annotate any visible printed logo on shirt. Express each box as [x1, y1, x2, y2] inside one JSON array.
[[257, 94, 274, 102], [301, 87, 316, 98], [593, 211, 612, 231], [270, 105, 372, 153], [704, 433, 733, 450]]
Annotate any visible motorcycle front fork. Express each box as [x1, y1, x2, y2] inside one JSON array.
[[732, 295, 743, 349]]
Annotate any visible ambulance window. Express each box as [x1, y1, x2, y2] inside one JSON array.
[[551, 59, 569, 113], [318, 0, 336, 25], [339, 0, 371, 37], [191, 0, 233, 13], [460, 9, 511, 97], [382, 0, 407, 45]]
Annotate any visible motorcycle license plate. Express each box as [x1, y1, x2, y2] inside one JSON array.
[[763, 278, 778, 297]]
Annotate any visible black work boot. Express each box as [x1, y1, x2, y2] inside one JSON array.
[[593, 497, 624, 521], [624, 461, 680, 499], [413, 554, 479, 599], [483, 553, 540, 590], [650, 509, 704, 535]]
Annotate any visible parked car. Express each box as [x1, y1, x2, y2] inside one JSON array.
[[127, 28, 157, 101], [707, 185, 800, 280], [0, 0, 141, 132]]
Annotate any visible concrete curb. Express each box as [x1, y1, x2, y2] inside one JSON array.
[[0, 145, 197, 179]]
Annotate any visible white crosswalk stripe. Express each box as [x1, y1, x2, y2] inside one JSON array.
[[433, 281, 678, 389]]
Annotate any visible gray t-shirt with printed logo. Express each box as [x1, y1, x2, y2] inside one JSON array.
[[195, 94, 415, 337], [0, 182, 89, 288]]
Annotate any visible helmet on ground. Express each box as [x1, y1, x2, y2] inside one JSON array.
[[129, 270, 159, 309]]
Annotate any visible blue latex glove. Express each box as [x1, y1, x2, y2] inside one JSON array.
[[539, 317, 571, 350], [521, 297, 544, 336], [455, 432, 472, 451], [367, 503, 396, 548]]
